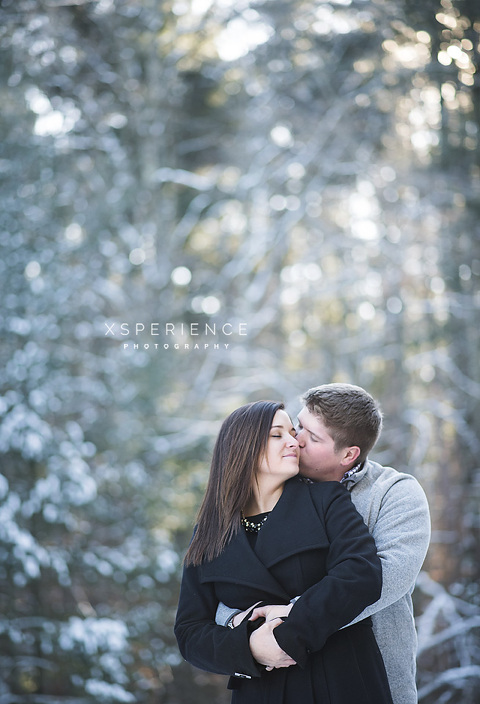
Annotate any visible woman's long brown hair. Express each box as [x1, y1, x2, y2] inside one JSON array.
[[184, 400, 284, 566]]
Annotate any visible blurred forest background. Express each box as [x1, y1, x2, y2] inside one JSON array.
[[1, 0, 479, 702]]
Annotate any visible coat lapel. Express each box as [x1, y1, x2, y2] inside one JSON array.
[[199, 479, 330, 601], [199, 523, 290, 601], [255, 478, 330, 567]]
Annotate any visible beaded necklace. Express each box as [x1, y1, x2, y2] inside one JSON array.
[[241, 511, 269, 533]]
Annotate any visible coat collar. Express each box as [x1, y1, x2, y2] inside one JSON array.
[[254, 478, 329, 565], [199, 478, 330, 601], [341, 460, 369, 490], [200, 524, 290, 601]]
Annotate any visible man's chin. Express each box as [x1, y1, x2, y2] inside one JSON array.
[[299, 469, 316, 480]]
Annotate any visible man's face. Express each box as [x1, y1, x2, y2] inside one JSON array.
[[296, 406, 352, 482]]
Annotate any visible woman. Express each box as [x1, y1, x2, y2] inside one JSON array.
[[175, 401, 392, 703]]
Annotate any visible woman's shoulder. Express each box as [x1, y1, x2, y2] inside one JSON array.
[[286, 476, 348, 503], [283, 478, 354, 528]]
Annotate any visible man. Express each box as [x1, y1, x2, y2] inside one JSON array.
[[216, 383, 431, 704]]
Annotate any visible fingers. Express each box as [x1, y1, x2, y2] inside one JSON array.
[[232, 601, 263, 627], [265, 657, 296, 672], [248, 619, 297, 670], [249, 606, 267, 621], [250, 604, 292, 622]]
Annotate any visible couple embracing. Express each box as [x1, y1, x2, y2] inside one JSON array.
[[175, 383, 431, 704]]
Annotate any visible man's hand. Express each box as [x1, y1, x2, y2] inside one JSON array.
[[249, 603, 293, 623], [230, 601, 262, 628], [249, 618, 296, 671]]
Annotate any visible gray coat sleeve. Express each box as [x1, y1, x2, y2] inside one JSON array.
[[345, 473, 431, 626], [215, 601, 239, 627]]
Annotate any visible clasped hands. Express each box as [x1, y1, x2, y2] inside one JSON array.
[[235, 603, 296, 672]]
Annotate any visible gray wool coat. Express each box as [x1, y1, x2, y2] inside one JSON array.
[[344, 460, 431, 704]]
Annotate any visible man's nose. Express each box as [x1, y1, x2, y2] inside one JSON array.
[[295, 428, 305, 446]]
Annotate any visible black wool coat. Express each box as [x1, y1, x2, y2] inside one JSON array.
[[175, 478, 393, 704]]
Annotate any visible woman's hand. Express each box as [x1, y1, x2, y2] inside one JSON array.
[[249, 618, 297, 670], [249, 603, 293, 623]]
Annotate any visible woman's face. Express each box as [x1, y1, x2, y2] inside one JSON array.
[[257, 409, 299, 480]]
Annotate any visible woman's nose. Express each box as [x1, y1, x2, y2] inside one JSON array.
[[287, 434, 299, 447]]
